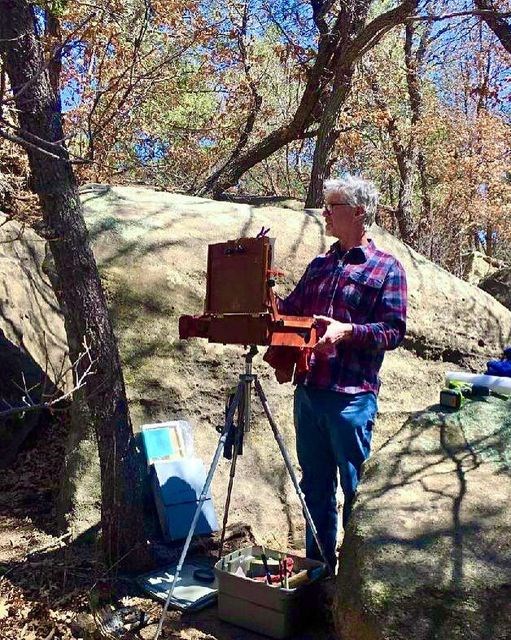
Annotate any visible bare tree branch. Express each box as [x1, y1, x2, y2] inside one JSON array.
[[0, 339, 95, 419], [0, 126, 67, 160], [405, 9, 511, 23]]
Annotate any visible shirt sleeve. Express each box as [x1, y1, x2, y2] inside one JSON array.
[[350, 259, 407, 350], [276, 266, 310, 316]]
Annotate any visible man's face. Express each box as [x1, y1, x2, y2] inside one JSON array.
[[322, 192, 362, 240]]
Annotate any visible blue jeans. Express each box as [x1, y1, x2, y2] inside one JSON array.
[[294, 385, 377, 570]]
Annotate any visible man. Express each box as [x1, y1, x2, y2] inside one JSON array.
[[273, 174, 407, 571]]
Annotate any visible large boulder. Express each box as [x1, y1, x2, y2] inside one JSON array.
[[0, 218, 98, 532], [334, 396, 511, 640], [368, 230, 511, 368], [0, 217, 68, 465], [78, 185, 511, 545], [479, 267, 511, 312], [80, 185, 511, 376], [2, 186, 511, 547], [0, 216, 68, 380]]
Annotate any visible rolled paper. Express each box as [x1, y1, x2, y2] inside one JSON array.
[[445, 372, 511, 396]]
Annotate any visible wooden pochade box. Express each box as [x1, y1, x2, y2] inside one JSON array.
[[179, 237, 317, 348]]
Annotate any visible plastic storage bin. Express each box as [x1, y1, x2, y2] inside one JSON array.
[[214, 546, 326, 639]]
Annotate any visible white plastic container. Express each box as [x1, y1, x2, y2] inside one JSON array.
[[445, 372, 511, 396]]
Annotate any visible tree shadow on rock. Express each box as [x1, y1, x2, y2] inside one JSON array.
[[337, 397, 511, 640]]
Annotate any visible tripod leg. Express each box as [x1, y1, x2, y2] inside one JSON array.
[[254, 379, 334, 576], [153, 382, 244, 640], [218, 391, 245, 558]]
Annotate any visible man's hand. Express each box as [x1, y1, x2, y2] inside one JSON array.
[[313, 315, 353, 354], [275, 367, 293, 384]]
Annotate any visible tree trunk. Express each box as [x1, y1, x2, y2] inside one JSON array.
[[305, 70, 353, 208], [475, 0, 511, 55], [395, 153, 417, 242], [368, 14, 427, 245], [305, 1, 374, 208], [402, 16, 431, 247], [0, 0, 149, 570], [369, 79, 417, 243], [417, 149, 433, 257], [393, 18, 426, 245]]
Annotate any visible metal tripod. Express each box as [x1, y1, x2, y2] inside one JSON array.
[[153, 346, 332, 640]]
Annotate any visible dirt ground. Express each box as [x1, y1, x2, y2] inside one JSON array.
[[0, 408, 338, 640]]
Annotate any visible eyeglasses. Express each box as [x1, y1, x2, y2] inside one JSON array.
[[323, 202, 352, 213]]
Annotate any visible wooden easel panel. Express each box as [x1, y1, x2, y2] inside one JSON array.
[[205, 237, 270, 314]]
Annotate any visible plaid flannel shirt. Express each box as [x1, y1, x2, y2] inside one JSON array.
[[279, 239, 407, 395]]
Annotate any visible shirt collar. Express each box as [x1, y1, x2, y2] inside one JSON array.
[[329, 239, 376, 264]]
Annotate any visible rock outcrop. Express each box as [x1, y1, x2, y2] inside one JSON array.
[[78, 185, 511, 545], [479, 267, 511, 312], [80, 186, 511, 375], [0, 216, 68, 380], [369, 230, 511, 368], [335, 396, 511, 640], [0, 216, 68, 465], [3, 186, 509, 402]]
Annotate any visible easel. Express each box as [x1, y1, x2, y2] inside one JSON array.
[[153, 345, 332, 640], [154, 236, 331, 639]]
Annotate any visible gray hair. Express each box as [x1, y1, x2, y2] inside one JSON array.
[[323, 174, 378, 229]]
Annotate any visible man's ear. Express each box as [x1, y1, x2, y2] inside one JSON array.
[[355, 206, 365, 221]]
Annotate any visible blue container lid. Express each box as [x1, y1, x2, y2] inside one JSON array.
[[140, 421, 188, 464]]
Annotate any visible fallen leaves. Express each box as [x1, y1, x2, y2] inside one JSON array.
[[0, 596, 10, 619]]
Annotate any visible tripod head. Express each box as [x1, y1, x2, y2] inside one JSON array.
[[244, 344, 258, 372]]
